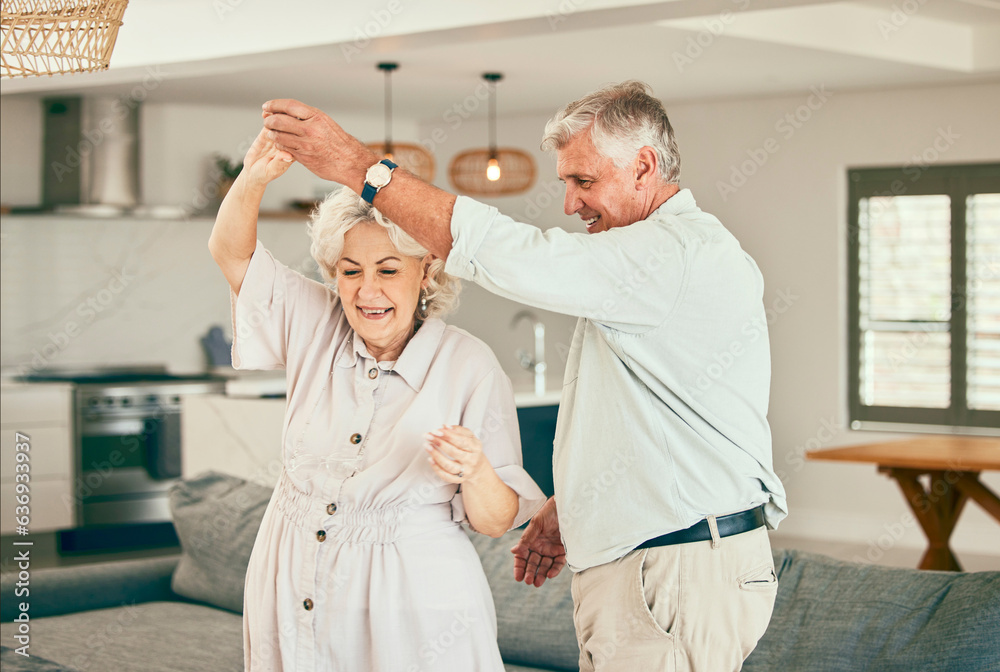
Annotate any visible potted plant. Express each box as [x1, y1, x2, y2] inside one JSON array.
[[214, 154, 243, 200]]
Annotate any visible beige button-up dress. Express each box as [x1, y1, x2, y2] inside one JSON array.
[[233, 243, 545, 672]]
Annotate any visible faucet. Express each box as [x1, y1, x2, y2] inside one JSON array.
[[511, 310, 546, 396]]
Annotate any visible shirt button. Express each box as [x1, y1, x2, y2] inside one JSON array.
[[350, 433, 362, 444], [327, 503, 337, 515], [368, 368, 378, 379], [316, 530, 326, 542], [303, 598, 314, 611]]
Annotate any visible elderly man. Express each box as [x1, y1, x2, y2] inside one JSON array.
[[262, 80, 787, 672]]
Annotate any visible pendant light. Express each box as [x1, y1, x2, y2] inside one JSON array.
[[366, 62, 436, 183], [448, 72, 536, 197]]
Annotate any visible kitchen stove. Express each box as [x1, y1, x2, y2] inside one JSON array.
[[19, 366, 226, 551]]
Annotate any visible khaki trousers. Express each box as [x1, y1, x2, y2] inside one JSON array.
[[571, 525, 777, 672]]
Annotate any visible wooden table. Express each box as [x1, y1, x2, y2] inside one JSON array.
[[807, 436, 1000, 571]]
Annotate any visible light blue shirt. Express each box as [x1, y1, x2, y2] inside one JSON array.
[[445, 189, 788, 571]]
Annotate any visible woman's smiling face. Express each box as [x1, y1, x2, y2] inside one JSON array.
[[336, 221, 429, 362]]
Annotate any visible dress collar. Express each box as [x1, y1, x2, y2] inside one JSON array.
[[334, 317, 446, 392]]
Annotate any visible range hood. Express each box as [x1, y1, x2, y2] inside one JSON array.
[[42, 96, 141, 211]]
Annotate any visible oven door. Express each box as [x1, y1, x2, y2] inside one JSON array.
[[78, 413, 181, 525]]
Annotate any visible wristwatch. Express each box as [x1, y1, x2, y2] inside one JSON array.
[[361, 158, 397, 204]]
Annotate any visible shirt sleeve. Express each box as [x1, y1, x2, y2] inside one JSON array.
[[450, 365, 547, 531], [230, 240, 342, 370], [444, 196, 688, 331]]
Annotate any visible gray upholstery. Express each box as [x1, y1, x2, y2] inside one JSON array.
[[745, 548, 1000, 672], [0, 556, 179, 621], [2, 602, 243, 672], [168, 471, 271, 614], [3, 471, 999, 672]]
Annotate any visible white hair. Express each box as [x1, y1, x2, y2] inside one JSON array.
[[307, 188, 460, 320], [540, 80, 681, 184]]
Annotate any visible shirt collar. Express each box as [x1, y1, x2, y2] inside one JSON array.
[[334, 317, 446, 392], [651, 188, 697, 219]]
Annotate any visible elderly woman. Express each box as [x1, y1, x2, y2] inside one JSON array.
[[209, 130, 545, 672]]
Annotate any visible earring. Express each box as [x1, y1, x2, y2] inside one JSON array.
[[420, 291, 428, 314]]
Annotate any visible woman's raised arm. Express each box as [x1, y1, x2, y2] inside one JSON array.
[[208, 128, 294, 296]]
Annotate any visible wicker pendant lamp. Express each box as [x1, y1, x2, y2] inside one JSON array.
[[366, 62, 435, 183], [1, 0, 129, 78], [449, 72, 535, 197]]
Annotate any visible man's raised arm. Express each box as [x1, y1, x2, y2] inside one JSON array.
[[262, 99, 456, 260]]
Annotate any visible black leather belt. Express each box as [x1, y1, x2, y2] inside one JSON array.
[[637, 506, 766, 549]]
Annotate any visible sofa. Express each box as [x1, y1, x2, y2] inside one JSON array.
[[3, 471, 999, 672]]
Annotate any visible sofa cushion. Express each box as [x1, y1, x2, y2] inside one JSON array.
[[468, 529, 580, 672], [745, 548, 1000, 672], [168, 471, 272, 614], [0, 602, 243, 672]]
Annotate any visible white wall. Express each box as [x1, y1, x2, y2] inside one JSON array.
[[0, 97, 42, 207]]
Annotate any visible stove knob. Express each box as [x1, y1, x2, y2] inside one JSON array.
[[121, 397, 131, 406], [146, 395, 159, 405], [88, 397, 100, 407], [171, 396, 181, 404], [104, 397, 115, 406]]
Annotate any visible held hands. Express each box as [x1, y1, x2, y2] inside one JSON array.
[[240, 128, 294, 190], [262, 99, 379, 189], [511, 497, 566, 588], [425, 425, 487, 485]]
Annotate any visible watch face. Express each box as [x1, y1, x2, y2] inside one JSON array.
[[366, 163, 393, 189]]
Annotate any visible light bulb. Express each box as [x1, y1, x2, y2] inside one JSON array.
[[486, 158, 501, 181]]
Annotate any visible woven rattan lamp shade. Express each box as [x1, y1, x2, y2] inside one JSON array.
[[367, 142, 436, 184], [449, 148, 536, 196], [1, 0, 128, 78], [449, 72, 536, 197]]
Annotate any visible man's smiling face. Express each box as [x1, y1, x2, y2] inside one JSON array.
[[557, 130, 645, 234]]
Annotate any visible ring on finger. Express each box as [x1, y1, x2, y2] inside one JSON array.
[[457, 469, 464, 478]]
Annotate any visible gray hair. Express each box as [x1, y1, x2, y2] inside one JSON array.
[[308, 188, 460, 320], [540, 80, 681, 184]]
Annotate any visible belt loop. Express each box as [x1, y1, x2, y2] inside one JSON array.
[[707, 515, 721, 549]]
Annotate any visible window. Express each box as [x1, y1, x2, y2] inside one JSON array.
[[848, 163, 1000, 430]]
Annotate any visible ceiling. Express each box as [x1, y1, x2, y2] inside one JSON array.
[[1, 0, 998, 120]]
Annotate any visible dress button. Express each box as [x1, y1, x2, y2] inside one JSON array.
[[303, 598, 314, 611], [350, 433, 362, 444], [316, 530, 326, 542], [368, 368, 378, 379], [327, 503, 337, 515]]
